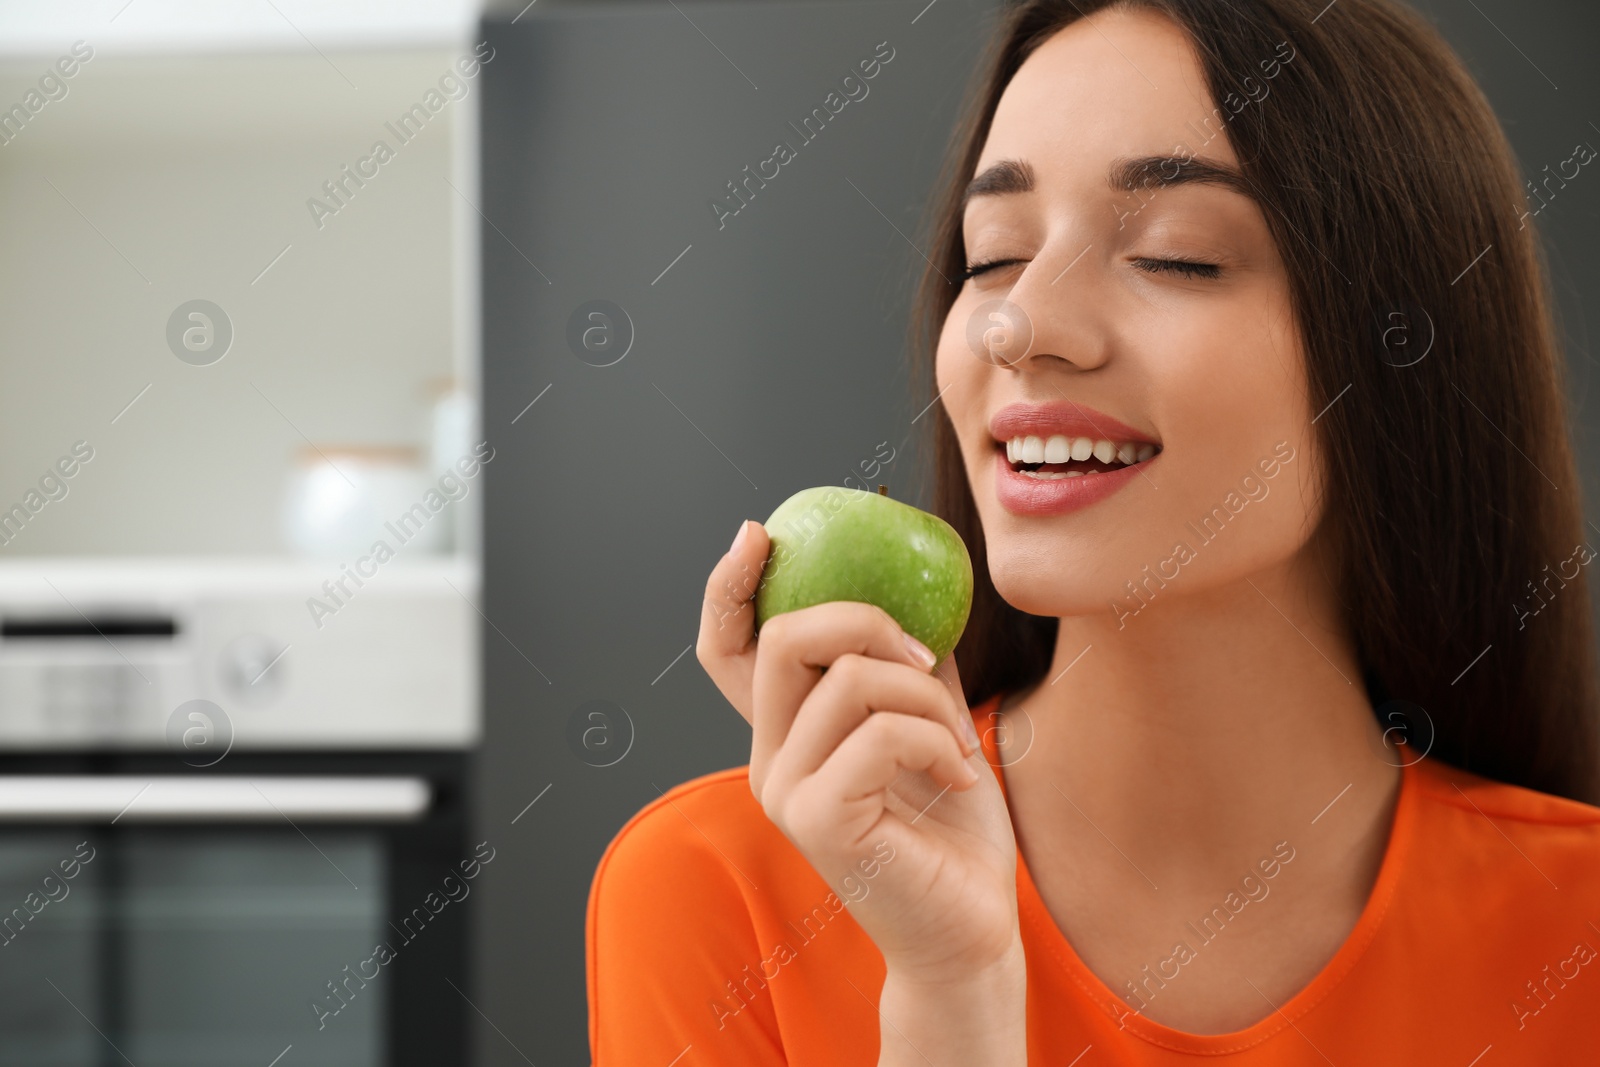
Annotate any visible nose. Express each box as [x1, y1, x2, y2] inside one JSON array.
[[972, 241, 1112, 374]]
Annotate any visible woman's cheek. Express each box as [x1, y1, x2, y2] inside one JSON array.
[[934, 330, 992, 468]]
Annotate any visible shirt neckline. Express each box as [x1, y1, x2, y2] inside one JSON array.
[[971, 691, 1419, 1055]]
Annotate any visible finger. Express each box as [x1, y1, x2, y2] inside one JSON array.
[[931, 652, 978, 749], [749, 600, 938, 785], [781, 713, 979, 847], [763, 653, 976, 801], [695, 519, 771, 723]]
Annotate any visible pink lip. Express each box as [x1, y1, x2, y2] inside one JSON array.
[[993, 448, 1152, 516], [988, 401, 1158, 445]]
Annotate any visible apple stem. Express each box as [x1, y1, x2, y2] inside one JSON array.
[[877, 484, 888, 496]]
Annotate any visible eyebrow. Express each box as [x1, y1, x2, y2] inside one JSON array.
[[962, 154, 1255, 207], [962, 158, 1035, 204]]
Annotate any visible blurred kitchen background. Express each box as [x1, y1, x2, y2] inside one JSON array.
[[0, 0, 1594, 1064]]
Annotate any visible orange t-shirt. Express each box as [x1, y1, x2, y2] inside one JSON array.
[[587, 693, 1600, 1064]]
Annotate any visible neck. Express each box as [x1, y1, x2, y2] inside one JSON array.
[[1004, 552, 1399, 872]]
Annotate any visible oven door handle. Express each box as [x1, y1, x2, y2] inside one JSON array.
[[0, 776, 432, 822]]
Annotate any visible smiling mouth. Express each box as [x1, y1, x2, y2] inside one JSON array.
[[1001, 434, 1162, 479]]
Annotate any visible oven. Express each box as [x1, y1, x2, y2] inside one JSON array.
[[0, 559, 480, 1067]]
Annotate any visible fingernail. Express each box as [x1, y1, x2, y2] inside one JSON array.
[[903, 632, 936, 669], [729, 520, 749, 554], [961, 712, 980, 751]]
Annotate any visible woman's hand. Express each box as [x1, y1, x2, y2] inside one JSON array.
[[696, 519, 1025, 1004]]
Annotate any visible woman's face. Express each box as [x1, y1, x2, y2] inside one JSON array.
[[935, 8, 1323, 623]]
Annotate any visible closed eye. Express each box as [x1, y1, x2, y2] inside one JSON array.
[[1134, 257, 1221, 280], [960, 258, 1027, 281]]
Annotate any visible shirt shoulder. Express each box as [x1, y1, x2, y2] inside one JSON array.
[[586, 766, 800, 1066], [1377, 757, 1600, 1046], [1407, 755, 1600, 892], [607, 764, 785, 864]]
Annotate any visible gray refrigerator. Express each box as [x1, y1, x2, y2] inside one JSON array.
[[474, 1, 998, 1063]]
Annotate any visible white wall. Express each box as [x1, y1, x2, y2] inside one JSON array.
[[0, 45, 479, 556]]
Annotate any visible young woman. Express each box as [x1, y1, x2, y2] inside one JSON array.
[[588, 0, 1600, 1062]]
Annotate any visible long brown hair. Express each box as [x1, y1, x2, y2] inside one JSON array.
[[914, 0, 1600, 803]]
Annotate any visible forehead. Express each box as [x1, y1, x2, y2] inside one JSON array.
[[978, 8, 1239, 176]]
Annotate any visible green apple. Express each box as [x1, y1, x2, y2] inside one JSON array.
[[754, 485, 973, 664]]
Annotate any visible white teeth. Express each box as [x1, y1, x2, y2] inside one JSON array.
[[1004, 433, 1160, 468]]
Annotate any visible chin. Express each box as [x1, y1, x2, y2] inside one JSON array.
[[985, 543, 1119, 620]]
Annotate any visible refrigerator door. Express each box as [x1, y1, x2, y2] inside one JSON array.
[[478, 2, 998, 1063]]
